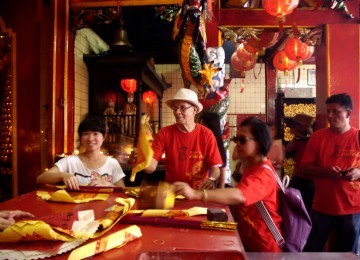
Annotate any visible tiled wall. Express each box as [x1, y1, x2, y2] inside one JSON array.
[[74, 30, 91, 148]]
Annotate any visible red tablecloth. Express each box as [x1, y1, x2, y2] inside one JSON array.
[[0, 189, 245, 259]]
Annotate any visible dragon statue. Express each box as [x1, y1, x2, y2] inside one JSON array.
[[172, 0, 221, 99]]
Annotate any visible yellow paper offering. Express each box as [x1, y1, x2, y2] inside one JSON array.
[[36, 190, 108, 203], [68, 225, 142, 260], [130, 114, 154, 182]]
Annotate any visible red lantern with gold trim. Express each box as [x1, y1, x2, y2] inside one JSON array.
[[142, 90, 157, 104], [284, 38, 310, 65], [273, 50, 297, 75], [121, 79, 137, 93], [262, 0, 299, 21]]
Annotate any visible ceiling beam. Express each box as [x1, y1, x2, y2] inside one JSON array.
[[218, 7, 359, 27], [70, 0, 183, 8]]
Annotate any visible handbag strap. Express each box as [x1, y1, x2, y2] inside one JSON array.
[[255, 164, 285, 246]]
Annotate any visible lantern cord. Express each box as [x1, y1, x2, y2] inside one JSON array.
[[291, 23, 300, 37], [253, 60, 263, 80], [296, 67, 301, 83]]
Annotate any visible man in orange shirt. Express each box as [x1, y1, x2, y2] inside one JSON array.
[[300, 93, 360, 253]]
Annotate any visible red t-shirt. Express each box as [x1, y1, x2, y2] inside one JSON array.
[[152, 124, 223, 189], [234, 159, 282, 252], [301, 127, 360, 215]]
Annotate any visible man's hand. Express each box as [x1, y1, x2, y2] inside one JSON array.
[[200, 177, 217, 190]]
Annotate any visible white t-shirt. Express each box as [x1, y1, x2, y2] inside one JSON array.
[[55, 155, 125, 185]]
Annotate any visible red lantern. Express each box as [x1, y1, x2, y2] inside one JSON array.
[[142, 90, 157, 104], [243, 43, 259, 58], [284, 38, 310, 65], [121, 79, 137, 93], [231, 44, 257, 74], [247, 31, 279, 56], [262, 0, 299, 21], [273, 50, 297, 75], [303, 45, 315, 61], [231, 52, 257, 76]]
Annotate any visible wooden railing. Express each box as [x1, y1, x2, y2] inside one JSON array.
[[104, 115, 158, 145]]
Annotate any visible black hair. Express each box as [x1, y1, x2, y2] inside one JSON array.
[[326, 93, 353, 110], [78, 115, 106, 137], [239, 117, 271, 156]]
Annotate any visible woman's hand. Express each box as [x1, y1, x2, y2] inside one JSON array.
[[174, 182, 202, 201], [62, 173, 80, 190], [88, 179, 114, 187], [0, 210, 34, 231]]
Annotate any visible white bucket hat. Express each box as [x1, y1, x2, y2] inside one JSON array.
[[165, 88, 203, 113]]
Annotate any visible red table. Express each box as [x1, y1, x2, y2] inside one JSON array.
[[0, 189, 245, 259]]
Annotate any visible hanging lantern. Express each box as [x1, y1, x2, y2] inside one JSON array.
[[121, 79, 137, 93], [142, 90, 157, 104], [243, 43, 259, 59], [231, 47, 257, 76], [284, 38, 310, 66], [262, 0, 299, 21], [273, 50, 297, 75], [247, 31, 279, 56], [302, 45, 315, 61]]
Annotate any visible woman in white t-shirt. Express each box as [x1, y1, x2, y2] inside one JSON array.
[[37, 115, 125, 190]]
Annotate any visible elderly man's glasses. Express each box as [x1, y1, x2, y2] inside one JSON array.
[[171, 105, 193, 112], [232, 136, 256, 144]]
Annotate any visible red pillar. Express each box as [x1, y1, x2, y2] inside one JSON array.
[[316, 24, 360, 129]]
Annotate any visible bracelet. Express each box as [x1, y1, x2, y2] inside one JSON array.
[[201, 189, 208, 202], [208, 177, 216, 182]]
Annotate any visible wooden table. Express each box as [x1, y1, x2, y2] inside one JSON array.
[[0, 189, 245, 259]]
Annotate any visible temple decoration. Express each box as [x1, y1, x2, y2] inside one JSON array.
[[142, 90, 157, 104], [218, 27, 264, 44], [173, 0, 221, 99], [121, 79, 137, 93]]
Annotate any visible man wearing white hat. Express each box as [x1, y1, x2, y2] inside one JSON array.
[[143, 88, 223, 190]]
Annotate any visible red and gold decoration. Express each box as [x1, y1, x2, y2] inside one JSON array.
[[120, 79, 137, 93], [142, 90, 157, 104]]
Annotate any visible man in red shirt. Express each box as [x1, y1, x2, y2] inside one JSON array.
[[140, 88, 223, 190], [300, 93, 360, 253]]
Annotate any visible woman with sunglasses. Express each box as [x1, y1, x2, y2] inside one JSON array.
[[174, 117, 282, 252]]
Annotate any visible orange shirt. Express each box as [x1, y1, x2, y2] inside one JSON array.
[[152, 124, 223, 189], [234, 159, 282, 252], [301, 127, 360, 215]]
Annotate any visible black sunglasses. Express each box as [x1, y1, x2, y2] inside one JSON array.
[[232, 136, 256, 144]]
